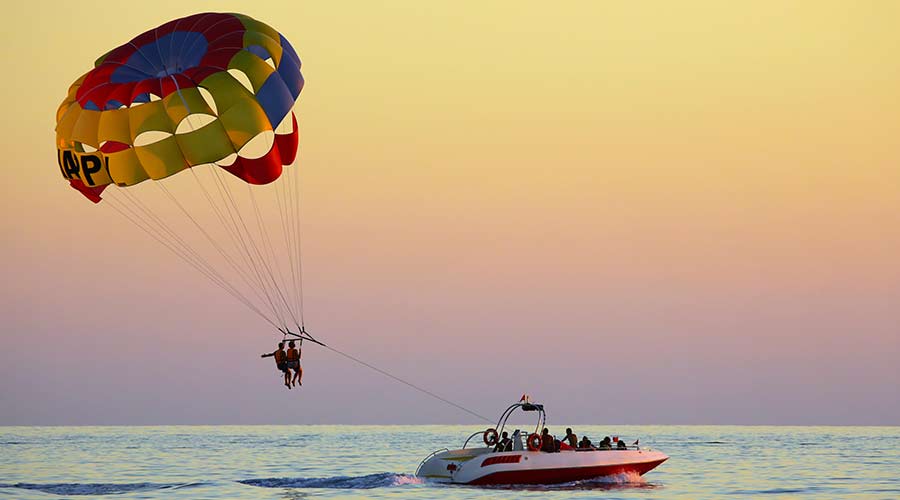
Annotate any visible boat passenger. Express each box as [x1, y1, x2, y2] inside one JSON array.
[[598, 436, 612, 450], [578, 436, 594, 450], [260, 342, 291, 389], [286, 340, 302, 387], [563, 428, 578, 448], [617, 440, 627, 450], [541, 428, 556, 452], [494, 431, 512, 452]]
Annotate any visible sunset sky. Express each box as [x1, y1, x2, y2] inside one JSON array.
[[2, 1, 898, 425]]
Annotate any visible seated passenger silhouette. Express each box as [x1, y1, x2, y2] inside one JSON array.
[[578, 435, 594, 450], [541, 428, 556, 452], [598, 436, 613, 450], [494, 431, 512, 452]]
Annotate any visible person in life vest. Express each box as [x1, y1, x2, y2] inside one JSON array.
[[261, 342, 291, 389], [285, 340, 302, 387]]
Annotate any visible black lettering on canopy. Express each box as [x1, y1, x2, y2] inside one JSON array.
[[61, 150, 80, 179], [57, 149, 65, 178], [80, 154, 103, 186]]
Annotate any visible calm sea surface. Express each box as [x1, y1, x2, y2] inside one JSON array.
[[1, 425, 898, 499]]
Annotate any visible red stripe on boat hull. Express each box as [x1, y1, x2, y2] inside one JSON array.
[[481, 455, 522, 467], [467, 457, 668, 486]]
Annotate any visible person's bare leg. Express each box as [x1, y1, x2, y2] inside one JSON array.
[[296, 366, 303, 386], [284, 371, 291, 389]]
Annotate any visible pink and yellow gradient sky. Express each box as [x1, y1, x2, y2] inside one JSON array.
[[1, 1, 898, 425]]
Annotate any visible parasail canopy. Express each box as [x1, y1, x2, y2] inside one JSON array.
[[56, 12, 303, 203], [53, 12, 308, 335]]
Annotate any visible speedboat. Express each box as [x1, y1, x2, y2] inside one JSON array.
[[416, 400, 668, 485]]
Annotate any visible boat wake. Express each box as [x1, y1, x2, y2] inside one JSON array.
[[239, 472, 425, 489], [239, 471, 652, 491], [568, 471, 653, 488], [0, 481, 205, 496], [2, 473, 650, 494]]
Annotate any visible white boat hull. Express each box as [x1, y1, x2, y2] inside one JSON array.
[[417, 447, 669, 485]]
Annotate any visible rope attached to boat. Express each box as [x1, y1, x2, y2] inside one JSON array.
[[323, 342, 493, 423]]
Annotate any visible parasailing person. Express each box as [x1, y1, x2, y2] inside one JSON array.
[[261, 343, 292, 389], [286, 340, 302, 387]]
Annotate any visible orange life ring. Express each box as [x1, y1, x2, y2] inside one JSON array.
[[527, 433, 542, 451], [483, 428, 499, 446]]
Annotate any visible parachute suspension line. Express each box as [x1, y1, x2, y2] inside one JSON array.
[[111, 188, 228, 288], [112, 186, 281, 328], [207, 166, 288, 328], [107, 189, 272, 325], [104, 194, 280, 330], [273, 172, 302, 329], [155, 181, 272, 311], [211, 169, 289, 328], [316, 340, 493, 424], [275, 174, 300, 320], [246, 185, 300, 328], [208, 166, 294, 329], [188, 167, 281, 323], [114, 188, 227, 284], [263, 125, 303, 331], [250, 119, 300, 326], [291, 158, 306, 328]]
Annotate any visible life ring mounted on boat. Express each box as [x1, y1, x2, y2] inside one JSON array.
[[483, 428, 499, 446], [527, 433, 542, 451]]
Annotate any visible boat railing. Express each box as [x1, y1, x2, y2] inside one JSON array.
[[462, 402, 547, 451], [415, 448, 449, 476], [462, 431, 484, 449]]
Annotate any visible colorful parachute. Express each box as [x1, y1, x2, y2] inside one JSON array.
[[53, 13, 310, 336], [55, 12, 303, 203]]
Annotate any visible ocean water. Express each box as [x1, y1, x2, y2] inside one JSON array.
[[1, 425, 897, 499]]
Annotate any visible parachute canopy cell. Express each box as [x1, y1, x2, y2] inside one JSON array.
[[55, 12, 304, 203]]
